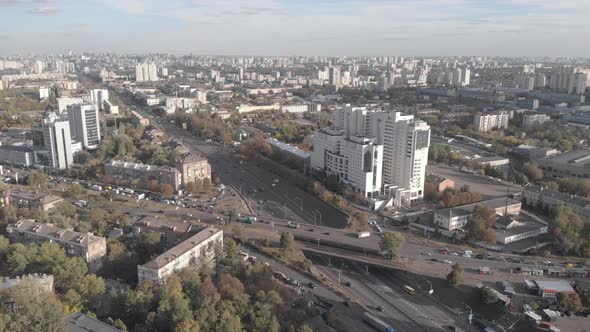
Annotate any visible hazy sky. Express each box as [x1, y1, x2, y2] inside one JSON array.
[[0, 0, 589, 56]]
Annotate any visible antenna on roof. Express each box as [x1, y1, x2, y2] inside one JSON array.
[[504, 184, 510, 216]]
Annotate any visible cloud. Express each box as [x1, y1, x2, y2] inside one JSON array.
[[28, 6, 61, 14]]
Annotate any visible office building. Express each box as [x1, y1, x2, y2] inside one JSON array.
[[135, 63, 158, 82], [176, 153, 211, 187], [0, 145, 36, 167], [67, 103, 101, 150], [522, 113, 551, 131], [473, 112, 509, 132], [266, 138, 311, 172], [537, 150, 590, 179], [89, 89, 109, 111], [1, 188, 63, 211], [494, 215, 548, 245], [137, 227, 222, 283], [42, 112, 73, 169], [104, 160, 181, 192], [7, 219, 107, 272], [56, 97, 83, 113], [534, 280, 575, 299]]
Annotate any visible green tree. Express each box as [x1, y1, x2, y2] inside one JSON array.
[[379, 231, 405, 260], [557, 139, 573, 152], [0, 235, 9, 258], [1, 286, 65, 332], [279, 232, 294, 257], [224, 237, 239, 262], [446, 263, 464, 287], [113, 319, 128, 331], [481, 287, 498, 304], [74, 274, 105, 307], [28, 170, 49, 190], [70, 184, 83, 198], [465, 205, 496, 241], [53, 257, 89, 290], [556, 292, 582, 312]]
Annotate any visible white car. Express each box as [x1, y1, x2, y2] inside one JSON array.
[[443, 260, 453, 265]]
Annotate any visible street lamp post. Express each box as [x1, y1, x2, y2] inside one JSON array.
[[295, 197, 303, 212], [338, 263, 347, 284], [423, 278, 434, 295], [465, 304, 473, 324], [314, 210, 322, 225]]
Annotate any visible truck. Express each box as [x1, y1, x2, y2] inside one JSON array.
[[287, 221, 299, 229], [363, 312, 395, 332], [240, 216, 256, 224], [357, 231, 371, 238]]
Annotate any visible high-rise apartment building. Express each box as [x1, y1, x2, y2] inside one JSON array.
[[67, 104, 101, 150], [522, 113, 551, 131], [329, 66, 341, 90], [90, 89, 109, 111], [57, 97, 83, 113], [312, 105, 431, 205], [42, 112, 73, 169], [135, 63, 158, 82]]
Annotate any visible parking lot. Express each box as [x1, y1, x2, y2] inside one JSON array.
[[427, 164, 522, 199]]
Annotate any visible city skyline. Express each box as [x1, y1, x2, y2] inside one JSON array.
[[0, 0, 589, 56]]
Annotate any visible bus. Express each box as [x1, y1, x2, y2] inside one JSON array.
[[363, 312, 395, 332], [402, 285, 416, 295], [240, 216, 256, 224]]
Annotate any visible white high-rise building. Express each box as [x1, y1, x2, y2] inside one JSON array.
[[90, 89, 109, 111], [135, 63, 158, 82], [312, 105, 431, 205], [461, 68, 471, 86], [161, 67, 168, 77], [196, 90, 207, 104], [43, 113, 73, 169], [67, 104, 101, 150], [329, 66, 341, 90]]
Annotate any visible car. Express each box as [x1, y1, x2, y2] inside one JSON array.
[[307, 228, 315, 232], [543, 260, 552, 265], [446, 326, 457, 331], [343, 300, 350, 307], [258, 200, 264, 204], [443, 260, 453, 264], [344, 281, 352, 287], [376, 305, 384, 312], [449, 252, 459, 256], [308, 282, 317, 289], [323, 232, 330, 235]]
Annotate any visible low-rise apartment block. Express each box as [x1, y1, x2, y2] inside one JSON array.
[[0, 274, 54, 293], [523, 184, 590, 221], [6, 219, 107, 271], [137, 227, 223, 284], [1, 188, 63, 211], [473, 112, 509, 132], [105, 160, 181, 192], [176, 153, 211, 187]]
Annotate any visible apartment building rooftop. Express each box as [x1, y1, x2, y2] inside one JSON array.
[[266, 138, 311, 159], [178, 152, 207, 164], [524, 184, 590, 209], [106, 160, 176, 172], [64, 312, 123, 332], [142, 227, 221, 269], [8, 219, 103, 247], [5, 188, 63, 205]]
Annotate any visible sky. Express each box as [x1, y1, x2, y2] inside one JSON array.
[[0, 0, 589, 56]]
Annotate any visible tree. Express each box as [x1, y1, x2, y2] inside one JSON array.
[[70, 184, 83, 198], [351, 212, 368, 230], [160, 184, 174, 197], [218, 273, 245, 299], [279, 232, 294, 257], [446, 263, 463, 287], [113, 319, 128, 331], [1, 286, 65, 332], [465, 205, 496, 241], [28, 170, 48, 190], [556, 292, 582, 312], [379, 232, 405, 260], [226, 210, 236, 224], [483, 228, 497, 244], [202, 178, 212, 192], [481, 287, 498, 304], [557, 139, 572, 152], [224, 237, 239, 262], [53, 257, 89, 290], [186, 180, 202, 194], [522, 162, 543, 181]]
